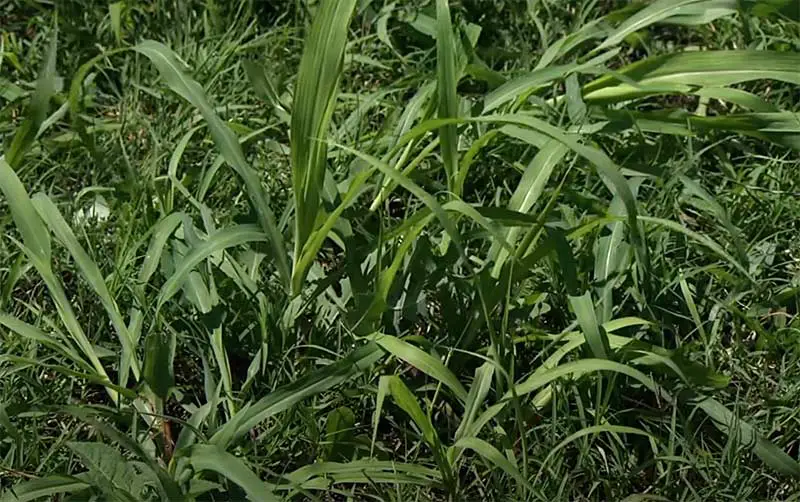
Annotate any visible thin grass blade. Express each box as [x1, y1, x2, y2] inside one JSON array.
[[134, 41, 289, 288]]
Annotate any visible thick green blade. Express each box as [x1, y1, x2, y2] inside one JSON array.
[[0, 476, 89, 502], [596, 0, 710, 52], [183, 445, 279, 502], [435, 0, 460, 193], [569, 292, 611, 360], [374, 334, 468, 402], [291, 0, 357, 293], [584, 51, 800, 103], [6, 33, 57, 168], [156, 224, 267, 311]]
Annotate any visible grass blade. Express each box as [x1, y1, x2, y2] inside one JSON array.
[[452, 437, 532, 493], [156, 224, 267, 311], [584, 51, 800, 103], [385, 376, 454, 491], [569, 292, 611, 360], [333, 143, 464, 256], [596, 0, 707, 52], [537, 425, 654, 478], [284, 460, 441, 489], [134, 40, 290, 289], [485, 50, 618, 113], [375, 334, 467, 402], [435, 0, 460, 193], [0, 159, 51, 262], [0, 476, 89, 502], [490, 140, 568, 276], [696, 396, 800, 478], [638, 216, 751, 279], [183, 445, 279, 502], [291, 0, 357, 292], [6, 33, 57, 168], [32, 193, 140, 383], [211, 343, 383, 448], [454, 362, 494, 442]]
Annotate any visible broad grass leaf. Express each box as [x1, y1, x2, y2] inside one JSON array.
[[603, 110, 800, 150], [694, 87, 778, 112], [143, 331, 176, 400], [6, 33, 57, 168], [565, 73, 587, 123], [441, 199, 516, 253], [397, 114, 648, 274], [452, 437, 532, 492], [294, 168, 374, 295], [596, 0, 711, 52], [385, 376, 454, 488], [139, 213, 184, 286], [211, 343, 383, 448], [0, 314, 87, 368], [0, 476, 89, 502], [325, 406, 355, 461], [594, 184, 638, 323], [242, 60, 289, 124], [375, 334, 468, 402], [659, 0, 738, 24], [638, 216, 752, 279], [569, 292, 611, 360], [283, 460, 441, 489], [333, 144, 465, 256], [0, 161, 112, 398], [537, 425, 655, 478], [584, 51, 800, 103], [680, 175, 747, 266], [0, 356, 136, 399], [291, 0, 357, 291], [0, 159, 51, 262], [156, 224, 267, 311], [66, 442, 148, 502], [454, 363, 494, 442], [490, 140, 568, 276], [696, 396, 800, 478], [469, 359, 659, 438], [109, 2, 124, 42], [535, 18, 609, 69], [484, 50, 618, 112], [62, 409, 183, 500], [371, 376, 391, 456], [134, 40, 290, 288], [184, 445, 279, 502], [435, 0, 460, 192]]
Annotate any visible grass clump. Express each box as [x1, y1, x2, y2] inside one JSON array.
[[2, 0, 800, 500]]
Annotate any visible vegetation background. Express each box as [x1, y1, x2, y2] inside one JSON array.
[[1, 0, 800, 500]]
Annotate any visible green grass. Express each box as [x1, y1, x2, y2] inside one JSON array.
[[2, 0, 800, 500]]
